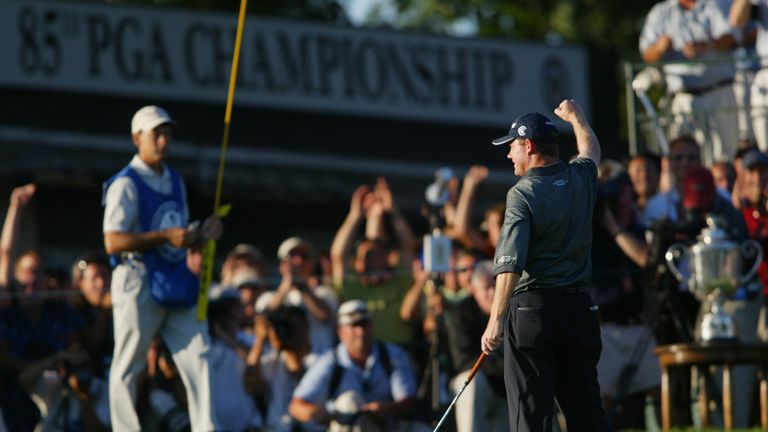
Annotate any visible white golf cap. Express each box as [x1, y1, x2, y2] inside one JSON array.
[[228, 243, 263, 260], [131, 105, 175, 134], [276, 236, 312, 260], [208, 283, 239, 303], [337, 300, 371, 326], [231, 269, 262, 289]]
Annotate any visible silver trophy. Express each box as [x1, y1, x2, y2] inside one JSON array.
[[665, 216, 762, 341]]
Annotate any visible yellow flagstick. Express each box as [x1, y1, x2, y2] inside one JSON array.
[[197, 0, 248, 321]]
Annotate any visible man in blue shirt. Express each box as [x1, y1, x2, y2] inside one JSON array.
[[289, 300, 423, 432]]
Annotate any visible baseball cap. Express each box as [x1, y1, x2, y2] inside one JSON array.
[[337, 300, 371, 326], [492, 112, 558, 146], [131, 105, 175, 134], [230, 269, 262, 289], [228, 243, 263, 259], [742, 150, 768, 170], [682, 166, 715, 211], [208, 283, 240, 303], [277, 237, 312, 260]]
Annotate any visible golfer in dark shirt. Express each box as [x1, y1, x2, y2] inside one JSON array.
[[481, 99, 611, 432]]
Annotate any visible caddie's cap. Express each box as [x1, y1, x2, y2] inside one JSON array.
[[277, 237, 312, 260], [337, 300, 371, 326], [492, 112, 558, 146], [682, 166, 715, 211], [742, 150, 768, 170], [131, 105, 175, 134]]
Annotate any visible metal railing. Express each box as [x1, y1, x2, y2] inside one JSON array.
[[624, 49, 759, 165]]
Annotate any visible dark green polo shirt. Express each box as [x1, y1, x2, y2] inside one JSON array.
[[492, 157, 598, 291]]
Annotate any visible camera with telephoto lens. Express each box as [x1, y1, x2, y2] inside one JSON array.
[[267, 306, 307, 348], [62, 358, 93, 392]]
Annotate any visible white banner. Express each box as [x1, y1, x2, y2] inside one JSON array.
[[0, 1, 590, 126]]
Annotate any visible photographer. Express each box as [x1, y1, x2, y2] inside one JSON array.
[[289, 300, 426, 432], [249, 306, 314, 432], [135, 339, 191, 432], [17, 346, 108, 432], [208, 288, 263, 432], [262, 237, 337, 355]]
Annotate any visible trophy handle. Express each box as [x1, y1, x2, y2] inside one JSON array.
[[739, 239, 764, 284], [665, 243, 687, 282]]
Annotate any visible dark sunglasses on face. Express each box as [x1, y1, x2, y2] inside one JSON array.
[[349, 319, 371, 327], [289, 250, 310, 259]]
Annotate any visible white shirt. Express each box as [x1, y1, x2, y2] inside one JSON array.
[[639, 0, 736, 92], [103, 154, 188, 234]]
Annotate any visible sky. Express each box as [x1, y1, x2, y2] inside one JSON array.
[[342, 0, 392, 25], [342, 0, 477, 36]]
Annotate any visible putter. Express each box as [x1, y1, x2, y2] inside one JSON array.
[[432, 352, 488, 432]]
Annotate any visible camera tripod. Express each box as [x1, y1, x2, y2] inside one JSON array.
[[416, 201, 453, 424], [607, 264, 695, 425]]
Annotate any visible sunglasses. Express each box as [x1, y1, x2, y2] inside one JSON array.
[[455, 267, 472, 273], [288, 250, 310, 259], [348, 319, 371, 327]]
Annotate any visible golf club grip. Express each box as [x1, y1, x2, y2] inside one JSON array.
[[465, 352, 487, 384]]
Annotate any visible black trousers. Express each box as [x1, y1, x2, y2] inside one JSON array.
[[504, 289, 611, 432]]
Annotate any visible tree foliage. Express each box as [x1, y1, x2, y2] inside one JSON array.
[[370, 0, 659, 59]]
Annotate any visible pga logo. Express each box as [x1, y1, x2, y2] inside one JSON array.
[[517, 126, 527, 136]]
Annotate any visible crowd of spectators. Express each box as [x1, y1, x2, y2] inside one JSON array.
[[3, 134, 768, 431]]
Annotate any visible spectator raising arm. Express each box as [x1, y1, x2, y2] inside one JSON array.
[[374, 177, 415, 267], [268, 259, 332, 321], [451, 165, 490, 251], [0, 184, 36, 290], [331, 185, 369, 287], [400, 260, 429, 322]]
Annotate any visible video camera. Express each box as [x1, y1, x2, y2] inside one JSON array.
[[422, 168, 454, 274]]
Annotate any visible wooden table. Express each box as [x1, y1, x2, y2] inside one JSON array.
[[655, 342, 768, 431]]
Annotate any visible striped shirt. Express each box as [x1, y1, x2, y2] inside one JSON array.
[[492, 158, 598, 292]]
